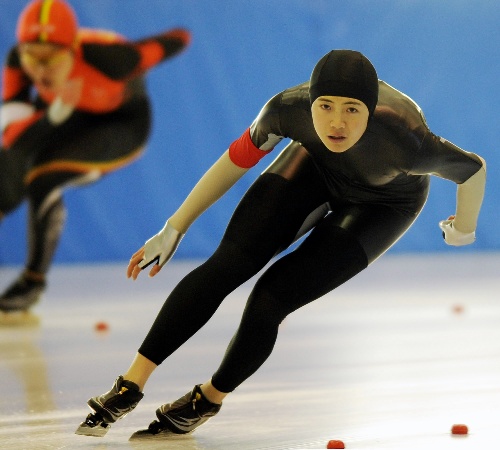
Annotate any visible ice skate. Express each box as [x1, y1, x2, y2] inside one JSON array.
[[0, 274, 45, 313], [75, 375, 143, 437], [129, 384, 221, 440]]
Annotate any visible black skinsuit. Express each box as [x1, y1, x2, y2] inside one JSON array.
[[138, 80, 483, 393]]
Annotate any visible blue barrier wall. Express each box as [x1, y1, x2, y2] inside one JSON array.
[[1, 0, 498, 264]]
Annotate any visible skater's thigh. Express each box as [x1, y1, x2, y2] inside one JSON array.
[[328, 203, 418, 264], [0, 150, 27, 214], [251, 203, 416, 312], [222, 141, 328, 257], [245, 212, 368, 317], [35, 99, 150, 165], [221, 173, 328, 264]]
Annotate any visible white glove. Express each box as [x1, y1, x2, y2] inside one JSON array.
[[138, 221, 184, 270], [47, 96, 74, 125], [1, 102, 35, 132], [439, 219, 475, 246]]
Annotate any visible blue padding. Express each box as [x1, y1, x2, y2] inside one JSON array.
[[0, 0, 497, 264]]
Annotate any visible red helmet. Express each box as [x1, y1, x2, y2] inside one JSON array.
[[16, 0, 78, 47]]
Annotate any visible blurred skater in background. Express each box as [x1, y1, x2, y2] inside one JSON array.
[[0, 0, 190, 312]]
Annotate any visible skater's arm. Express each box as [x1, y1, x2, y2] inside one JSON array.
[[439, 156, 486, 245], [412, 133, 486, 246], [127, 150, 249, 280], [128, 102, 283, 280], [452, 156, 486, 233], [168, 150, 249, 233], [81, 28, 191, 80]]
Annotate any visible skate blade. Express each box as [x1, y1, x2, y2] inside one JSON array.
[[129, 428, 173, 440], [129, 421, 191, 441], [75, 412, 110, 437], [129, 428, 190, 441]]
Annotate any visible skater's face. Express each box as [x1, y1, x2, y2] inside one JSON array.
[[18, 42, 74, 92], [311, 96, 369, 153]]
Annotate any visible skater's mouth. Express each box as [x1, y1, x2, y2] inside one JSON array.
[[328, 134, 346, 143]]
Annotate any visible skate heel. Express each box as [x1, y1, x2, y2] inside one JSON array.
[[75, 411, 111, 437]]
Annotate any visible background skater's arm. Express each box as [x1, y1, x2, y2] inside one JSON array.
[[128, 150, 249, 279]]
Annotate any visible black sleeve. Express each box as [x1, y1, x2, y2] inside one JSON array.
[[81, 43, 140, 80], [249, 92, 286, 150], [80, 29, 190, 81], [411, 132, 483, 183]]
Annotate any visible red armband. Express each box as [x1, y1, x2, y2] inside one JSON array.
[[228, 128, 273, 168]]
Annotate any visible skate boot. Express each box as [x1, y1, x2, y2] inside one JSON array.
[[75, 376, 143, 437], [130, 384, 221, 439], [0, 274, 46, 312]]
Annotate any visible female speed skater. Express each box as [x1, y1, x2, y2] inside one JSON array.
[[76, 49, 486, 438], [0, 0, 190, 312]]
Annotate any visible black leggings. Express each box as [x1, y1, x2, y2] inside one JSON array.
[[138, 143, 427, 392]]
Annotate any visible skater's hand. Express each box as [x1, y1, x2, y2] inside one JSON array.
[[439, 215, 475, 246], [48, 78, 83, 125], [127, 221, 184, 280]]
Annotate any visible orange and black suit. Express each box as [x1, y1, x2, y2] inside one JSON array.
[[0, 27, 190, 275]]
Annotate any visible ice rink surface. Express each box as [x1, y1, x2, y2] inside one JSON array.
[[1, 253, 499, 449]]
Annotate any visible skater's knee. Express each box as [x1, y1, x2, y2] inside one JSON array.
[[211, 238, 271, 280], [245, 281, 289, 327], [27, 175, 59, 206]]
